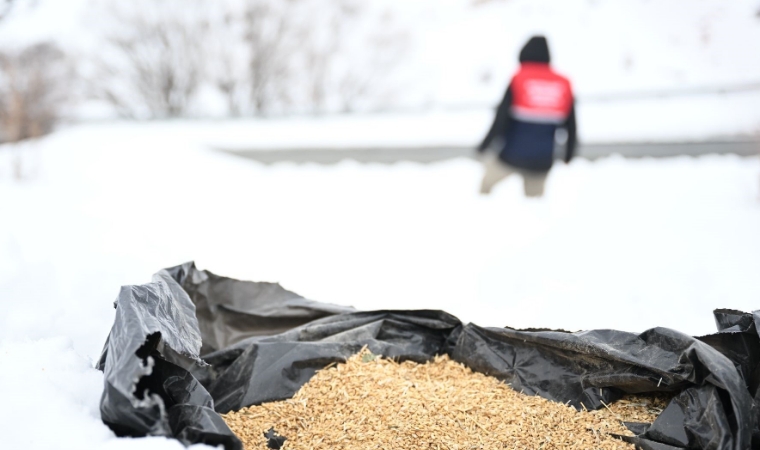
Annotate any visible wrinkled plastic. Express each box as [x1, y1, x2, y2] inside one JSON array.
[[451, 324, 752, 449], [165, 262, 356, 355], [204, 308, 462, 413], [98, 263, 759, 450], [697, 309, 760, 449], [97, 268, 241, 449]]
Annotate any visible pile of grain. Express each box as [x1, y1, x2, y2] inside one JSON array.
[[223, 350, 666, 450]]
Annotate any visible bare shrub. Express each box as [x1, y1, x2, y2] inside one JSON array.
[[0, 42, 70, 179], [205, 0, 300, 117], [293, 0, 408, 114], [0, 43, 70, 142], [205, 0, 408, 116], [92, 0, 209, 118], [297, 2, 344, 114], [242, 0, 300, 115], [90, 0, 408, 118]]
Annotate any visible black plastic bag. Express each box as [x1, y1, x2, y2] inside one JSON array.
[[97, 268, 241, 448], [97, 262, 758, 450], [451, 324, 752, 449], [164, 262, 357, 355], [697, 309, 760, 449], [203, 309, 462, 413]]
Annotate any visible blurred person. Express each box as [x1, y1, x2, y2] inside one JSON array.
[[477, 35, 577, 197]]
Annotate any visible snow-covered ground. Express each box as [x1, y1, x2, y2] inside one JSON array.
[[1, 122, 759, 448], [2, 1, 759, 448]]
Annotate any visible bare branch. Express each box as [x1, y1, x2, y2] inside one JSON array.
[[92, 0, 207, 118]]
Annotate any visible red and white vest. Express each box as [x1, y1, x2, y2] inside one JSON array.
[[510, 63, 573, 124]]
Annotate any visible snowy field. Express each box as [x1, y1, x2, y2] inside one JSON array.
[[1, 0, 760, 448], [1, 122, 759, 448]]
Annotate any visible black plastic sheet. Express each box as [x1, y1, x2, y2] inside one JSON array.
[[451, 324, 752, 449], [164, 262, 357, 355], [697, 309, 760, 449], [97, 262, 759, 450], [97, 268, 242, 449]]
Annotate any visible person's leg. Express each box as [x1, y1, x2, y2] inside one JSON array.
[[480, 156, 514, 194], [522, 171, 548, 197]]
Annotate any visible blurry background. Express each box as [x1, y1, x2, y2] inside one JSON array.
[[1, 0, 760, 380], [2, 0, 760, 142]]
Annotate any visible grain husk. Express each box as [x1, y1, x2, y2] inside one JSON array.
[[223, 350, 666, 450]]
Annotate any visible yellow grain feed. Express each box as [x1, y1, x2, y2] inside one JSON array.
[[223, 350, 666, 450]]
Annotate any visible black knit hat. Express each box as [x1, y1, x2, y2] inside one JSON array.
[[519, 36, 551, 64]]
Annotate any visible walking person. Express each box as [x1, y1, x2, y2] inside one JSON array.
[[477, 35, 577, 197]]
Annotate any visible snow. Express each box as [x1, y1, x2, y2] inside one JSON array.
[[1, 0, 760, 447], [0, 337, 205, 450], [1, 121, 760, 448]]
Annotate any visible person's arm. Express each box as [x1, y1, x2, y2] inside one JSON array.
[[563, 99, 577, 162], [478, 84, 513, 153]]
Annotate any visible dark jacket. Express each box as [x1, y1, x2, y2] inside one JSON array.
[[478, 36, 577, 172]]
